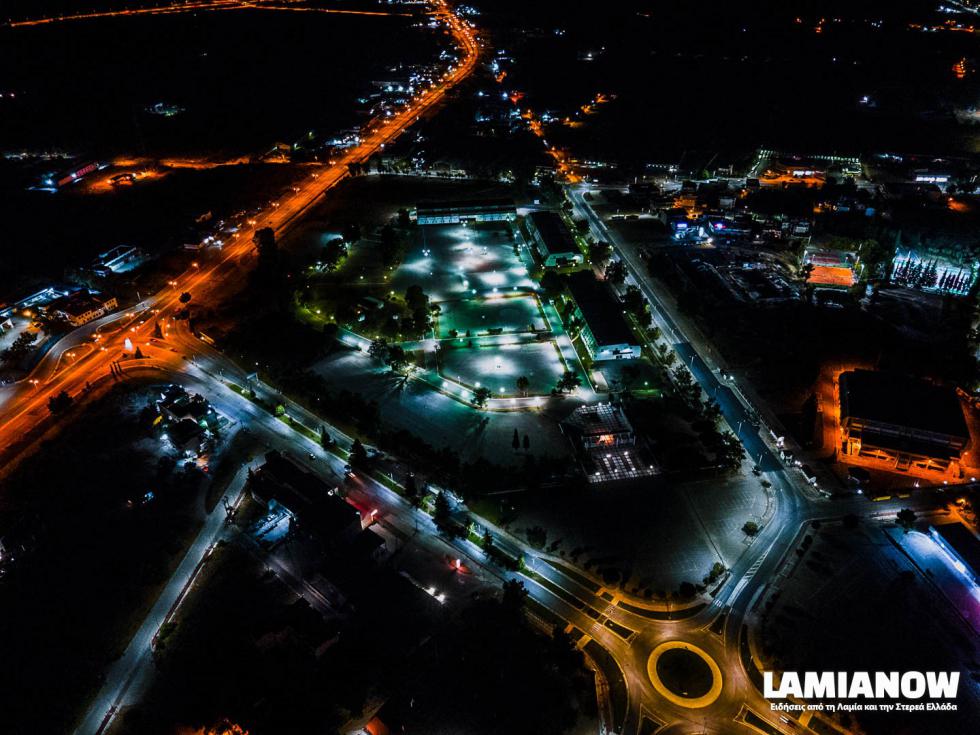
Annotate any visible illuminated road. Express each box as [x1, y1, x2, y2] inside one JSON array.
[[5, 0, 410, 28], [0, 0, 480, 473]]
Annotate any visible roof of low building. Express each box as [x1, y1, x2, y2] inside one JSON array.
[[256, 451, 360, 539], [564, 403, 634, 436], [168, 418, 204, 447], [46, 290, 108, 318], [565, 271, 637, 347], [839, 370, 969, 440], [527, 210, 579, 256], [416, 197, 515, 214]]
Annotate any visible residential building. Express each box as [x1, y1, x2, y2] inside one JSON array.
[[43, 290, 118, 326], [564, 271, 640, 361]]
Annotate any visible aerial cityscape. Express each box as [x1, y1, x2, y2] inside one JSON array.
[[1, 1, 980, 734]]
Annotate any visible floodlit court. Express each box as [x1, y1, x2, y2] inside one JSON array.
[[439, 340, 567, 396], [435, 293, 547, 338], [391, 224, 537, 302]]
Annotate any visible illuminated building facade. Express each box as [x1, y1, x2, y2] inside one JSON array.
[[838, 370, 970, 478], [414, 197, 516, 225]]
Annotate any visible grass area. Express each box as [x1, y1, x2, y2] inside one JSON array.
[[465, 495, 508, 526], [655, 648, 713, 698]]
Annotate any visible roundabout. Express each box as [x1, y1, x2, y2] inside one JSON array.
[[647, 641, 723, 708]]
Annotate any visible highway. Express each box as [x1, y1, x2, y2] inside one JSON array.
[[5, 0, 411, 28], [0, 0, 481, 475]]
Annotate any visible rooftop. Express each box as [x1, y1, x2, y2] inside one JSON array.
[[415, 197, 515, 214], [45, 290, 110, 318], [839, 370, 969, 440], [564, 402, 634, 437], [565, 271, 637, 347], [527, 210, 579, 256], [256, 451, 360, 540]]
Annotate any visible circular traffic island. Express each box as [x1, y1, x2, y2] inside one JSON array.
[[647, 641, 723, 708]]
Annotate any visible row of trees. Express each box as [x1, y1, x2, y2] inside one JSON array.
[[1, 330, 37, 366]]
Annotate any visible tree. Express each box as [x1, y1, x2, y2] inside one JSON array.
[[516, 376, 530, 396], [897, 508, 916, 533], [412, 306, 431, 334], [1, 330, 38, 364], [350, 438, 369, 469], [501, 578, 528, 617], [656, 342, 676, 367], [539, 270, 564, 297], [179, 291, 192, 304], [704, 561, 726, 585], [702, 399, 723, 423], [322, 237, 347, 270], [133, 346, 145, 359], [588, 239, 612, 266], [253, 227, 278, 271], [152, 321, 164, 339], [405, 473, 420, 506], [556, 371, 582, 393], [512, 428, 520, 451], [523, 433, 530, 452], [473, 386, 492, 407], [48, 390, 73, 414], [387, 344, 408, 372], [405, 284, 428, 312], [397, 208, 412, 228], [742, 520, 760, 537], [368, 338, 389, 362], [319, 425, 333, 449], [716, 431, 745, 469], [33, 304, 74, 335], [380, 223, 401, 267], [434, 490, 451, 525], [622, 285, 645, 316], [605, 259, 627, 285], [481, 530, 494, 552]]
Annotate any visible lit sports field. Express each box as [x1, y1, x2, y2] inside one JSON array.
[[439, 339, 567, 397], [435, 293, 547, 338], [391, 224, 536, 301]]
